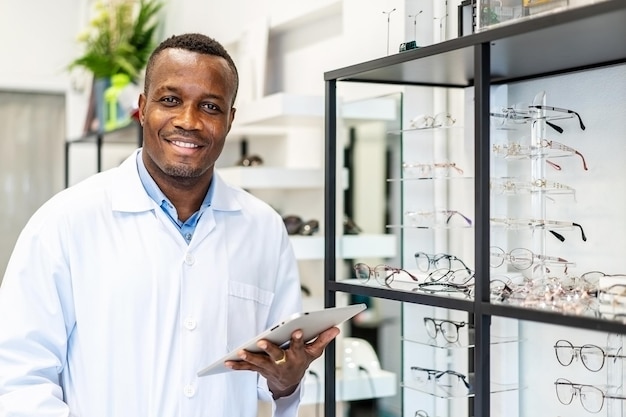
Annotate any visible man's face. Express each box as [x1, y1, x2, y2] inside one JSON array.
[[138, 48, 236, 185]]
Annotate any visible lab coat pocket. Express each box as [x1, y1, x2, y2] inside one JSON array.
[[226, 280, 274, 351]]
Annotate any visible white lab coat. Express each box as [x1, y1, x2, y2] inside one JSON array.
[[0, 150, 303, 417]]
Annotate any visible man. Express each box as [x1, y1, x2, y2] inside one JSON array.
[[0, 33, 339, 416]]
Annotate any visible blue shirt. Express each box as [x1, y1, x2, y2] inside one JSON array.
[[136, 150, 213, 244]]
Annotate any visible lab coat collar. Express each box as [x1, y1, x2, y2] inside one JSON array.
[[111, 149, 242, 214]]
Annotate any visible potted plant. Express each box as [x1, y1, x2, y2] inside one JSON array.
[[70, 0, 163, 132]]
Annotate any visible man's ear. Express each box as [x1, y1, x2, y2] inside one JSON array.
[[227, 107, 237, 131], [138, 93, 147, 126]]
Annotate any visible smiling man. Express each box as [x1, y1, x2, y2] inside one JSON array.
[[0, 33, 339, 417]]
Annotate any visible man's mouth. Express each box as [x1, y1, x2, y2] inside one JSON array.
[[171, 140, 200, 149]]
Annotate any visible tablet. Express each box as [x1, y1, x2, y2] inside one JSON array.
[[197, 303, 367, 377]]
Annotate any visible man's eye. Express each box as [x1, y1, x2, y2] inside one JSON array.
[[161, 97, 179, 105], [202, 103, 219, 112]]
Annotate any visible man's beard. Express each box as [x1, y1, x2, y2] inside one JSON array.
[[162, 162, 205, 180]]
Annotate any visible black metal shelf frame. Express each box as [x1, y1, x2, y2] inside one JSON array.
[[323, 2, 626, 417], [64, 124, 142, 188]]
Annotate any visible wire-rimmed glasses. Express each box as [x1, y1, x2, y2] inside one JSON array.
[[490, 177, 575, 198], [410, 366, 472, 390], [414, 252, 471, 273], [409, 112, 456, 129], [423, 317, 469, 343], [490, 217, 587, 242], [489, 246, 573, 271], [490, 105, 564, 133], [554, 339, 626, 372], [354, 263, 418, 286], [598, 280, 626, 307], [490, 101, 585, 133], [554, 377, 626, 413], [406, 210, 473, 228], [492, 139, 588, 171], [414, 269, 475, 298], [402, 161, 464, 179]]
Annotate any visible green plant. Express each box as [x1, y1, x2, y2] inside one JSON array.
[[70, 0, 163, 80]]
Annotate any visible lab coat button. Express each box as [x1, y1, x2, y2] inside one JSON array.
[[184, 384, 196, 397], [184, 317, 197, 330], [185, 253, 195, 265]]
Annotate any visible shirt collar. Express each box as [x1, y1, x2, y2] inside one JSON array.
[[111, 149, 242, 213], [135, 149, 213, 210]]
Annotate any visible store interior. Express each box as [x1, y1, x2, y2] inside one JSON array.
[[1, 0, 626, 416]]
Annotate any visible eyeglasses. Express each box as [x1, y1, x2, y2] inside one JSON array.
[[353, 263, 418, 286], [409, 112, 456, 129], [414, 252, 471, 273], [425, 268, 475, 285], [490, 105, 565, 134], [598, 282, 626, 307], [490, 102, 585, 133], [402, 161, 464, 179], [489, 277, 517, 302], [554, 378, 626, 413], [490, 177, 575, 198], [236, 154, 263, 166], [410, 366, 471, 390], [489, 246, 573, 271], [554, 339, 626, 372], [492, 139, 588, 171], [405, 210, 473, 228], [423, 317, 470, 343], [490, 217, 587, 242], [282, 215, 319, 236]]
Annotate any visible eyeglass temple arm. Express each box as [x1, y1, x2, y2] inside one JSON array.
[[573, 222, 587, 241], [549, 230, 565, 242], [533, 105, 586, 130], [450, 255, 472, 273], [445, 211, 473, 226], [546, 120, 564, 134], [437, 370, 471, 389], [546, 159, 562, 170], [575, 150, 589, 170]]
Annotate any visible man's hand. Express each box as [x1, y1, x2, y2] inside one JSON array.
[[224, 326, 341, 398]]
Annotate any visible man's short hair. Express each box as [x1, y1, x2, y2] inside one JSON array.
[[144, 33, 239, 105]]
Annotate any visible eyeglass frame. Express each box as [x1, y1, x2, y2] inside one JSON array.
[[409, 112, 456, 129], [423, 317, 470, 343], [406, 209, 473, 228], [490, 216, 587, 243], [492, 139, 588, 171], [353, 263, 418, 286], [489, 246, 572, 271], [490, 178, 576, 203], [414, 252, 472, 274], [490, 107, 564, 134], [410, 366, 471, 389], [554, 377, 626, 413], [553, 339, 626, 372], [402, 161, 464, 179]]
